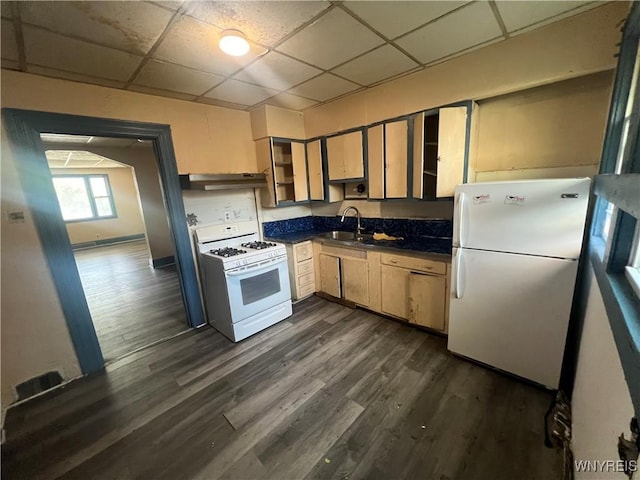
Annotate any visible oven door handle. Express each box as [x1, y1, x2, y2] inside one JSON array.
[[224, 255, 287, 276]]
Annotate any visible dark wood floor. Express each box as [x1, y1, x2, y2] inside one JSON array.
[[2, 296, 562, 480], [73, 240, 189, 362]]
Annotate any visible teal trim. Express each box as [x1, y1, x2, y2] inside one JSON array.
[[2, 108, 206, 375], [590, 241, 640, 415], [582, 2, 640, 417]]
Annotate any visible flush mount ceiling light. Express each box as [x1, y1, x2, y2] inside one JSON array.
[[219, 29, 250, 57]]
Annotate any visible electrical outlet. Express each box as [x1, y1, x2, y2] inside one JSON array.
[[224, 211, 231, 221]]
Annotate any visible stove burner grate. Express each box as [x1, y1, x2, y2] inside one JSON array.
[[241, 241, 278, 250], [210, 247, 247, 257]]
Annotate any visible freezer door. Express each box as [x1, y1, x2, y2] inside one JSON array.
[[448, 247, 579, 389], [453, 178, 590, 258]]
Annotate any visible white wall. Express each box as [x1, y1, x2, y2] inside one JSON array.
[[572, 264, 635, 480]]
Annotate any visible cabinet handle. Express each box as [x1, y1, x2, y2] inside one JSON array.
[[389, 260, 398, 264]]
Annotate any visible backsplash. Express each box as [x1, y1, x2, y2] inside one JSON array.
[[263, 215, 452, 239]]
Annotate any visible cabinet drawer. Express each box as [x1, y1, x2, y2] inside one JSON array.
[[380, 253, 446, 275], [295, 241, 313, 262], [297, 282, 316, 299], [297, 271, 315, 288], [297, 258, 314, 276]]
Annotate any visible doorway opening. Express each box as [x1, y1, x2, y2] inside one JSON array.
[[43, 133, 190, 363], [3, 108, 205, 376]]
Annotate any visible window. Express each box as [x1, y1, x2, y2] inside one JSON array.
[[589, 3, 640, 415], [52, 174, 116, 222]]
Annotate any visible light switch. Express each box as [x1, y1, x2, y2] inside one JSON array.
[[8, 211, 25, 223]]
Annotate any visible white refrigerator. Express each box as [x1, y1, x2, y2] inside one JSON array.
[[447, 178, 591, 389]]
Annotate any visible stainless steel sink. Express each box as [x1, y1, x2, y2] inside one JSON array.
[[317, 231, 373, 242]]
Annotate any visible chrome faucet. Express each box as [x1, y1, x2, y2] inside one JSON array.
[[340, 206, 363, 238]]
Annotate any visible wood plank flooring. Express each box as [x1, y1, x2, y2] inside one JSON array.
[[2, 296, 562, 480], [73, 240, 189, 362]]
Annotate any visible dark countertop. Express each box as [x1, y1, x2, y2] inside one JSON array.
[[266, 230, 452, 261]]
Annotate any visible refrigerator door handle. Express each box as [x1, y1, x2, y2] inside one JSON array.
[[454, 248, 464, 299], [455, 192, 466, 247]]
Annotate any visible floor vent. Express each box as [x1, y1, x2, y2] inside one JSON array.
[[16, 371, 63, 401]]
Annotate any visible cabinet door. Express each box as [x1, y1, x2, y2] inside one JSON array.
[[327, 131, 364, 180], [385, 120, 408, 198], [319, 254, 341, 298], [342, 131, 364, 179], [326, 135, 345, 180], [408, 272, 446, 331], [255, 138, 276, 207], [436, 106, 467, 198], [307, 139, 324, 200], [412, 112, 425, 199], [367, 124, 384, 199], [380, 264, 410, 319], [342, 257, 369, 306], [291, 142, 309, 202]]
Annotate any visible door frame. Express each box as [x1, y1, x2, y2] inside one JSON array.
[[2, 108, 206, 375]]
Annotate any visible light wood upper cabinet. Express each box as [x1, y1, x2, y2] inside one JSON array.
[[256, 137, 309, 207], [367, 124, 384, 199], [413, 105, 468, 199], [326, 130, 364, 181], [291, 142, 308, 202], [367, 120, 409, 199], [385, 120, 409, 198], [307, 139, 324, 201], [307, 139, 345, 203]]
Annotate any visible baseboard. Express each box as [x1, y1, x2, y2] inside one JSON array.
[[71, 234, 145, 250], [150, 255, 175, 269]]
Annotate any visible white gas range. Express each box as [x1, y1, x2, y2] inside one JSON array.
[[194, 221, 292, 342]]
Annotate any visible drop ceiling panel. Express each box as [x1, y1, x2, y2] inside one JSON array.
[[153, 15, 267, 76], [203, 79, 278, 106], [265, 92, 318, 110], [395, 1, 503, 65], [128, 84, 197, 102], [276, 7, 385, 70], [342, 1, 468, 40], [289, 73, 361, 102], [133, 59, 224, 95], [24, 26, 143, 81], [150, 1, 184, 12], [233, 51, 322, 91], [26, 65, 127, 89], [184, 1, 330, 47], [20, 1, 174, 56], [496, 1, 594, 33], [332, 44, 419, 86], [2, 19, 19, 61]]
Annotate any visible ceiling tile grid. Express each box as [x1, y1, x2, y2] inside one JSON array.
[[0, 1, 606, 111]]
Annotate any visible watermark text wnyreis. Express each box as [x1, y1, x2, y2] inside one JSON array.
[[574, 459, 638, 473]]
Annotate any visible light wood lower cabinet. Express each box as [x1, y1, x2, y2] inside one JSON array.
[[341, 257, 369, 305], [380, 253, 449, 332], [314, 243, 370, 307], [286, 241, 316, 301], [408, 272, 446, 331], [314, 242, 449, 332], [319, 253, 341, 298]]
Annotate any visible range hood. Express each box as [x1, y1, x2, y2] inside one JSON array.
[[179, 173, 267, 191]]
